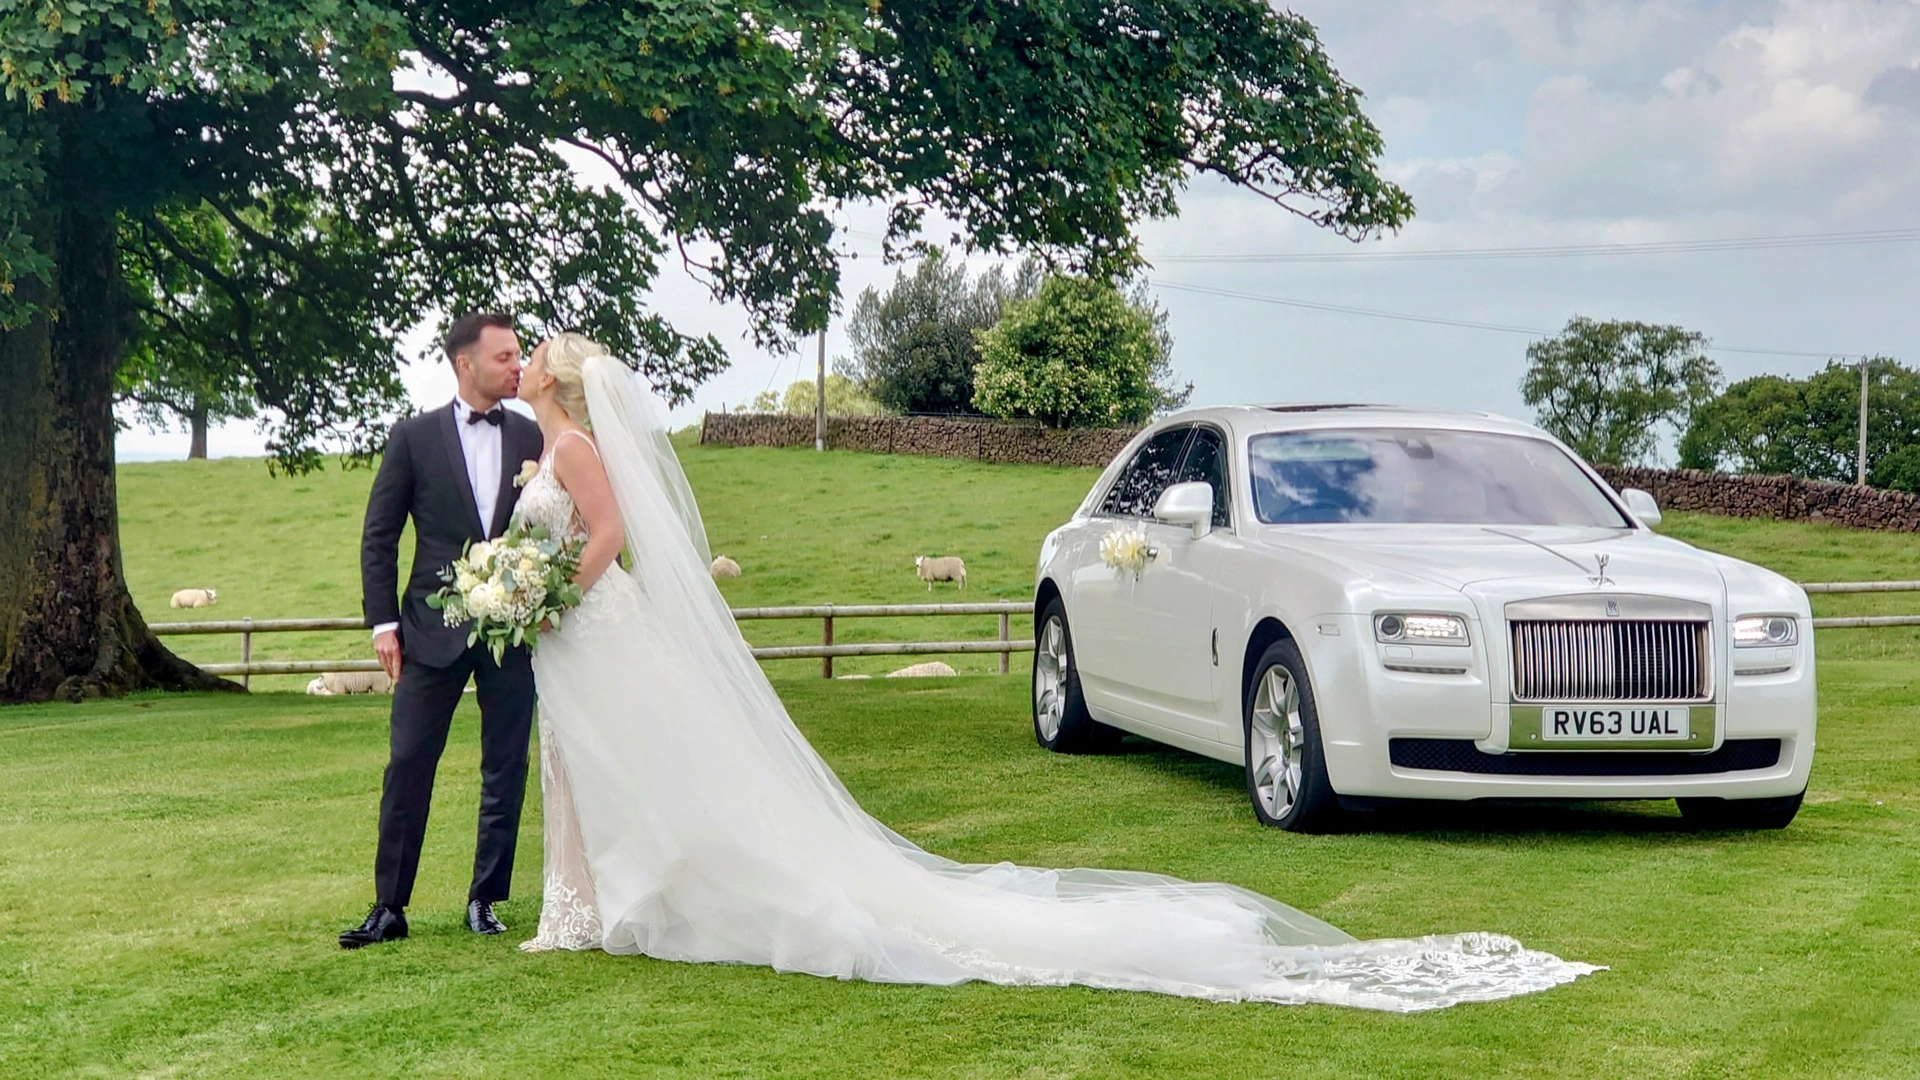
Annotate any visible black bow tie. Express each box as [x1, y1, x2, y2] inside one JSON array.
[[467, 407, 504, 426]]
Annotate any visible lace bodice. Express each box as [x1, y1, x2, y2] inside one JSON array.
[[514, 449, 587, 543], [513, 431, 642, 644]]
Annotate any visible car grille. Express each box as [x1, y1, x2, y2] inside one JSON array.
[[1510, 620, 1710, 702], [1389, 738, 1780, 776]]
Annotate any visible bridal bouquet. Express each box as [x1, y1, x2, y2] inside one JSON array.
[[427, 522, 586, 663]]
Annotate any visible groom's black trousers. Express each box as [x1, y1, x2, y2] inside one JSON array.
[[374, 642, 535, 909]]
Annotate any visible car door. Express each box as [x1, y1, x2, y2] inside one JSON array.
[[1122, 425, 1229, 736], [1069, 426, 1191, 715]]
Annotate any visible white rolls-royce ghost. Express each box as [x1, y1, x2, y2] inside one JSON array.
[[1030, 405, 1815, 831]]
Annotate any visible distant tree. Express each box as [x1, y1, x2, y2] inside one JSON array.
[[972, 275, 1187, 428], [748, 374, 886, 417], [114, 208, 256, 459], [844, 254, 1042, 415], [1679, 357, 1920, 489], [1520, 317, 1721, 466]]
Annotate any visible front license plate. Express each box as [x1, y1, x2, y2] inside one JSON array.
[[1507, 704, 1715, 750], [1542, 706, 1688, 742]]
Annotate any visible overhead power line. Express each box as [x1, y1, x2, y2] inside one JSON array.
[[1149, 279, 1852, 360], [1153, 227, 1920, 264]]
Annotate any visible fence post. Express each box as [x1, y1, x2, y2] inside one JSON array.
[[240, 618, 253, 690], [998, 612, 1011, 675], [822, 613, 834, 679]]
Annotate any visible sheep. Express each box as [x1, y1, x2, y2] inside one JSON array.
[[169, 588, 218, 609], [913, 555, 967, 591], [305, 670, 395, 696], [710, 555, 742, 579], [886, 661, 957, 678]]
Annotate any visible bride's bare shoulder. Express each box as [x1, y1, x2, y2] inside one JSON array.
[[549, 428, 605, 481]]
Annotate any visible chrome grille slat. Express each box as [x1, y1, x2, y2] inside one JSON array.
[[1510, 619, 1710, 702]]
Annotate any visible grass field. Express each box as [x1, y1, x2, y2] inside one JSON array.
[[1, 444, 1914, 1076]]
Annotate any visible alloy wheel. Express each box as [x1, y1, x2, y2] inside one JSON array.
[[1249, 665, 1305, 821], [1034, 616, 1069, 742]]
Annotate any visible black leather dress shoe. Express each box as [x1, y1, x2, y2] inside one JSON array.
[[467, 899, 505, 935], [339, 903, 408, 949]]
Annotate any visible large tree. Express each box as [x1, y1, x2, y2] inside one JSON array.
[[1520, 317, 1722, 467], [0, 0, 1411, 703]]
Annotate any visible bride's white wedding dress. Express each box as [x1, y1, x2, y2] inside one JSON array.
[[513, 357, 1598, 1012]]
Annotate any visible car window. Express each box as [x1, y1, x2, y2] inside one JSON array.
[[1099, 426, 1192, 518], [1247, 428, 1630, 527], [1175, 426, 1232, 528]]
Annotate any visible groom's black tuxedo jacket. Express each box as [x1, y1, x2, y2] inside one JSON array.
[[361, 403, 545, 669]]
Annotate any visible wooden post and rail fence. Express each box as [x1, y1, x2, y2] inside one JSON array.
[[150, 582, 1920, 687]]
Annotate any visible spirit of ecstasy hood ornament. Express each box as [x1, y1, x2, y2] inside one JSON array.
[[1589, 553, 1613, 588]]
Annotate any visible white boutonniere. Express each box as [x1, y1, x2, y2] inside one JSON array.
[[1099, 524, 1152, 577], [512, 459, 540, 488]]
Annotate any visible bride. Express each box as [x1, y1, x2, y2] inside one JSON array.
[[507, 332, 1596, 1012]]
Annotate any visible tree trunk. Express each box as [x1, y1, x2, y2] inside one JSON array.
[[188, 396, 209, 460], [0, 208, 240, 703]]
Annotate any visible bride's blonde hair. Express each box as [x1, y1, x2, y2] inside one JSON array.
[[542, 331, 610, 431]]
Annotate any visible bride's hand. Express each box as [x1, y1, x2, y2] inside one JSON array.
[[539, 617, 555, 633]]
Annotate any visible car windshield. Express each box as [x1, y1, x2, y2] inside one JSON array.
[[1247, 428, 1630, 527]]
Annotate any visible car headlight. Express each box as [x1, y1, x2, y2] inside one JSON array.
[[1374, 613, 1470, 646], [1734, 615, 1798, 647]]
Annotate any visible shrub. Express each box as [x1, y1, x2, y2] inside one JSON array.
[[972, 276, 1189, 428], [843, 253, 1039, 415]]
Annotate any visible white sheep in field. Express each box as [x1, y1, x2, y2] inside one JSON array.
[[710, 555, 742, 579], [169, 588, 218, 608], [913, 555, 967, 591], [305, 670, 395, 696], [886, 661, 957, 678]]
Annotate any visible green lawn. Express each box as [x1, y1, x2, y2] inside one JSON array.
[[3, 446, 1913, 1077]]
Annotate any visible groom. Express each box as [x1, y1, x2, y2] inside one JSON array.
[[341, 312, 545, 948]]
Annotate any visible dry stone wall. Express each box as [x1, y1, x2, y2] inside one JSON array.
[[699, 412, 1138, 469], [700, 413, 1920, 531], [1597, 466, 1920, 533]]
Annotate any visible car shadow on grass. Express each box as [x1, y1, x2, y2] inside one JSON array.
[[1097, 735, 1804, 841]]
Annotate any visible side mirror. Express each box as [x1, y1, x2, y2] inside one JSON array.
[[1622, 487, 1662, 528], [1153, 481, 1214, 538]]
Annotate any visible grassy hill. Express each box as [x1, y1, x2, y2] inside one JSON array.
[[119, 441, 1920, 687], [118, 438, 1099, 687]]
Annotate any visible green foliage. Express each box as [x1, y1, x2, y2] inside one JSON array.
[[1, 0, 1412, 466], [973, 275, 1189, 428], [844, 252, 1040, 415], [1520, 316, 1722, 466], [1678, 357, 1920, 490], [748, 373, 887, 417]]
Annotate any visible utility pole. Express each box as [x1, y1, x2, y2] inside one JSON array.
[[814, 329, 826, 452], [1857, 356, 1870, 486]]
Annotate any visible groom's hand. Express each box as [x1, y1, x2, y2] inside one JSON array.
[[374, 630, 402, 682]]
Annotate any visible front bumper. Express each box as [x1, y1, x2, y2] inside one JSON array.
[[1305, 613, 1817, 801]]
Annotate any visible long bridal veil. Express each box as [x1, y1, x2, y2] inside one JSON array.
[[570, 354, 1597, 1011]]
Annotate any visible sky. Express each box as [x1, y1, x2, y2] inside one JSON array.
[[117, 0, 1920, 464]]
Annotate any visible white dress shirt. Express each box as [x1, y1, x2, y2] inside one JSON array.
[[451, 394, 505, 535], [373, 395, 506, 642]]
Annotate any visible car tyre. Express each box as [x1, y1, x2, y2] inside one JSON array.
[[1032, 598, 1120, 754], [1676, 790, 1804, 830], [1244, 639, 1342, 832]]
